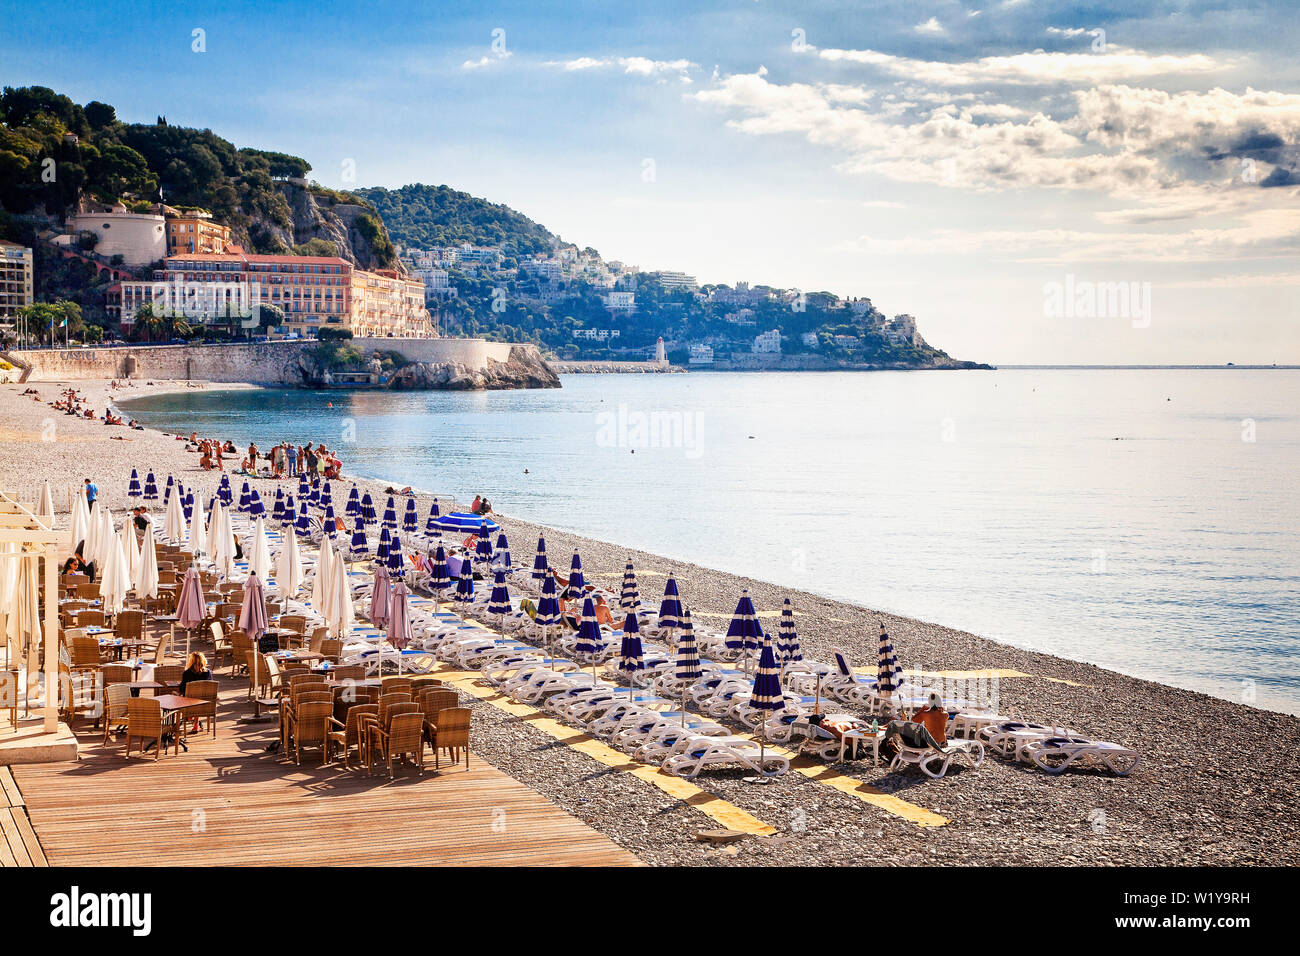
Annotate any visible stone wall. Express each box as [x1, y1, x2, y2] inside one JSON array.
[[13, 338, 550, 387]]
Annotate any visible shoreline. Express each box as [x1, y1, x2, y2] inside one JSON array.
[[3, 377, 1298, 865]]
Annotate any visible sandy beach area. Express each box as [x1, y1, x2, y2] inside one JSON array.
[[2, 377, 1297, 866]]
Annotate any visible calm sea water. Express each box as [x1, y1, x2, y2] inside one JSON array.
[[122, 369, 1300, 714]]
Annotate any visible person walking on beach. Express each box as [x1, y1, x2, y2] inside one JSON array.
[[84, 478, 98, 508], [248, 442, 259, 470], [287, 443, 298, 477]]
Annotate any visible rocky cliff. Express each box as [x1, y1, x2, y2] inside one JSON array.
[[247, 184, 394, 269], [387, 345, 561, 391]]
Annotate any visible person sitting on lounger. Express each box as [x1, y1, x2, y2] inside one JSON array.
[[910, 691, 949, 746], [592, 594, 624, 631]]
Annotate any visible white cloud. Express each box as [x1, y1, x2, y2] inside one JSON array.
[[546, 56, 697, 82], [915, 17, 946, 36], [462, 52, 512, 70]]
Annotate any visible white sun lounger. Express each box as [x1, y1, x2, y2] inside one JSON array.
[[889, 737, 985, 779], [661, 735, 789, 778], [1019, 736, 1139, 776]]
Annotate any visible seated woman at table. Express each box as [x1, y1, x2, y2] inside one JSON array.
[[179, 652, 213, 733]]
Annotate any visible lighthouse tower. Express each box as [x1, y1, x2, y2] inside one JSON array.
[[654, 336, 667, 366]]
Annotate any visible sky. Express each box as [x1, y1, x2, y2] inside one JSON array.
[[3, 0, 1299, 364]]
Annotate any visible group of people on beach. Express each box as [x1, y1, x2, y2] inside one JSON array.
[[36, 386, 143, 429], [189, 435, 344, 480]]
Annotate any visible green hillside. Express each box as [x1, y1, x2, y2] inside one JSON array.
[[355, 183, 555, 260]]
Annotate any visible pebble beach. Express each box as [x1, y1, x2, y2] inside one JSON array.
[[3, 377, 1298, 867]]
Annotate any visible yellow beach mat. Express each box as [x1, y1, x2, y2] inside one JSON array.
[[435, 667, 777, 836]]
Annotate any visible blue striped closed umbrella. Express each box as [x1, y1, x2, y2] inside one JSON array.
[[183, 490, 194, 521], [280, 494, 295, 529], [725, 588, 765, 671], [238, 481, 251, 512], [217, 474, 231, 506], [345, 484, 360, 518], [494, 532, 511, 570], [454, 562, 474, 605], [320, 480, 333, 512], [777, 598, 802, 669], [574, 597, 603, 683], [617, 612, 645, 700], [673, 607, 702, 725], [382, 496, 397, 530], [297, 474, 309, 503], [143, 471, 158, 501], [272, 488, 285, 523], [568, 551, 585, 592], [323, 503, 337, 536], [532, 535, 549, 582], [361, 491, 376, 525], [295, 500, 310, 536], [487, 567, 511, 629], [309, 479, 320, 506], [535, 572, 561, 664], [425, 500, 442, 536], [432, 512, 500, 535], [877, 624, 902, 697], [620, 561, 639, 611], [376, 525, 391, 564], [128, 468, 141, 498], [387, 532, 405, 577], [749, 633, 785, 777], [658, 572, 683, 635], [403, 498, 417, 533], [249, 490, 265, 519], [429, 544, 451, 609], [475, 522, 494, 566], [165, 474, 175, 503], [349, 514, 369, 559]]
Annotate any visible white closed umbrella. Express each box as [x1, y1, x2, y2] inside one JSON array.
[[0, 543, 16, 667], [69, 487, 89, 555], [311, 534, 335, 612], [38, 481, 54, 520], [98, 518, 130, 615], [8, 553, 42, 696], [276, 524, 304, 597], [211, 503, 234, 580], [163, 486, 185, 544], [248, 516, 272, 585], [328, 550, 353, 638], [84, 500, 102, 566], [136, 530, 159, 602], [187, 503, 205, 557], [122, 524, 140, 590]]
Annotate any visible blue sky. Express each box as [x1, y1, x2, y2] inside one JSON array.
[[3, 0, 1299, 363]]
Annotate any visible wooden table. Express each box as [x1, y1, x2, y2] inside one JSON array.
[[150, 694, 206, 755], [127, 680, 162, 698]]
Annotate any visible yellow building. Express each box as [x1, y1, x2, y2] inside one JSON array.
[[165, 211, 231, 256], [349, 268, 434, 338], [0, 240, 34, 327]]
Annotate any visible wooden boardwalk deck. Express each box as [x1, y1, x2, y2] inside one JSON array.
[[8, 682, 639, 867]]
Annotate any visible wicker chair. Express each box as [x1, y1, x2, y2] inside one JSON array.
[[380, 676, 413, 698], [330, 664, 365, 682], [75, 583, 99, 600], [215, 601, 241, 623], [102, 683, 132, 744], [115, 609, 145, 652], [384, 712, 427, 778], [281, 683, 330, 752], [69, 635, 103, 674], [430, 707, 472, 770], [125, 697, 166, 760], [76, 608, 106, 629], [279, 614, 307, 635], [420, 689, 459, 744], [319, 639, 344, 664], [185, 679, 219, 738], [210, 621, 235, 672], [326, 703, 377, 770], [154, 663, 184, 694], [292, 700, 334, 764], [409, 676, 443, 697], [230, 633, 252, 677], [369, 702, 422, 775]]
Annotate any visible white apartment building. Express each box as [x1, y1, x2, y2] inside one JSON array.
[[689, 344, 714, 365], [605, 291, 635, 311], [654, 270, 698, 291], [753, 329, 782, 354]]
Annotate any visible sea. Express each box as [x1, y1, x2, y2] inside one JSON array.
[[121, 368, 1300, 714]]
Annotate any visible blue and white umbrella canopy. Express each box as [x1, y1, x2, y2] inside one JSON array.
[[620, 561, 639, 611], [674, 608, 702, 682], [376, 525, 391, 564], [217, 474, 231, 506], [535, 573, 561, 629], [297, 474, 309, 503], [309, 478, 321, 506], [238, 480, 251, 512], [475, 522, 494, 565], [429, 544, 451, 596], [387, 532, 405, 577], [877, 626, 902, 694], [750, 634, 785, 714], [494, 532, 511, 570], [280, 494, 295, 528], [272, 487, 285, 523], [323, 503, 337, 536], [183, 491, 194, 521], [777, 598, 802, 666], [143, 470, 158, 501], [295, 500, 310, 535], [249, 490, 265, 519], [432, 512, 500, 535], [617, 612, 645, 680], [454, 562, 475, 604], [575, 597, 603, 660], [349, 514, 369, 558], [425, 500, 442, 536], [127, 469, 141, 498], [381, 496, 397, 530], [532, 535, 549, 582], [345, 484, 360, 519], [403, 498, 418, 533], [568, 551, 586, 592], [725, 588, 765, 655], [165, 474, 175, 502], [320, 480, 333, 512], [658, 573, 683, 630], [487, 567, 511, 618]]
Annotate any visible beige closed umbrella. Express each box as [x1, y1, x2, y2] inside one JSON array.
[[187, 501, 205, 558], [329, 551, 353, 638], [248, 516, 272, 585], [98, 519, 130, 616], [0, 543, 17, 668], [311, 534, 334, 613], [276, 524, 304, 597], [38, 481, 54, 520], [7, 553, 43, 705]]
